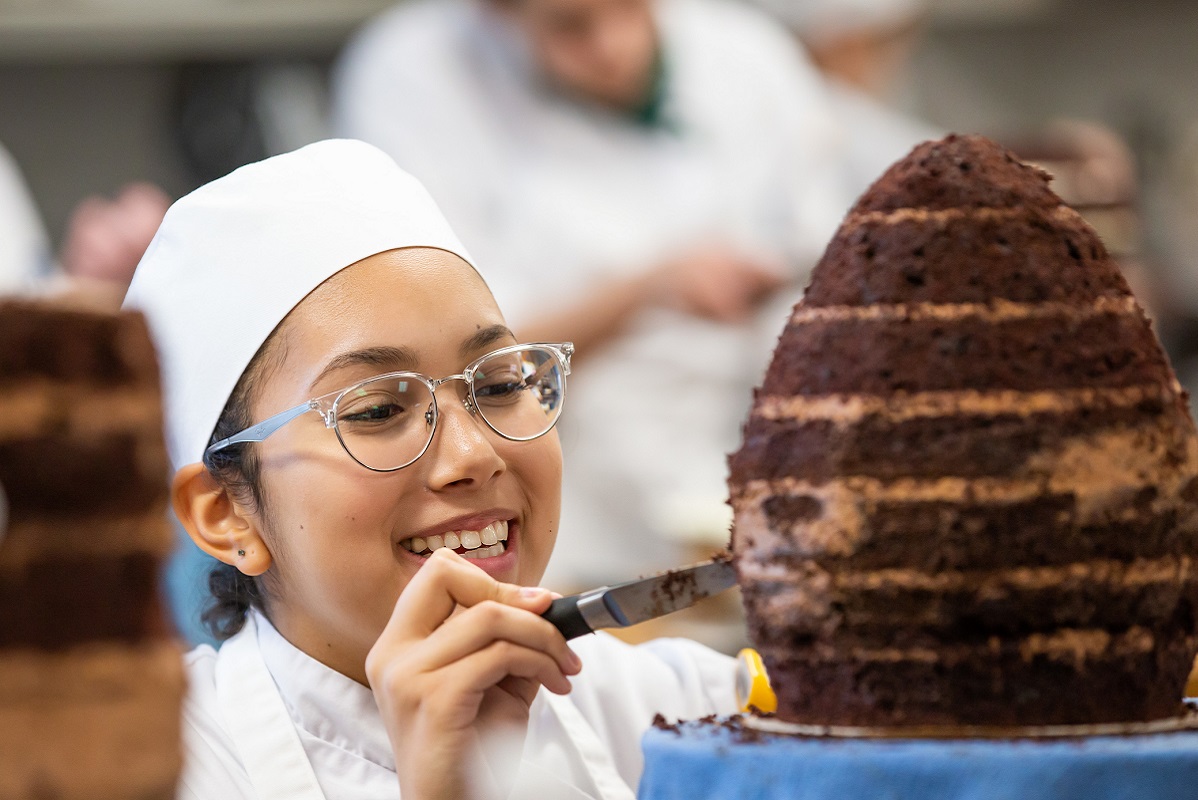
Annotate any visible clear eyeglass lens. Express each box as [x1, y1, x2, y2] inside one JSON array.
[[331, 347, 565, 471], [472, 347, 564, 440], [333, 377, 435, 471]]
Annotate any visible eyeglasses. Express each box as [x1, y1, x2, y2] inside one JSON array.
[[205, 342, 573, 472]]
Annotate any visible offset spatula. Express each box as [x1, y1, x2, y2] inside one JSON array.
[[542, 558, 737, 640]]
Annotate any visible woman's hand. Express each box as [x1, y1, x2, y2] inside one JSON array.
[[366, 548, 581, 800]]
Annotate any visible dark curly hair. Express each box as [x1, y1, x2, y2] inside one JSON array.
[[198, 332, 288, 640]]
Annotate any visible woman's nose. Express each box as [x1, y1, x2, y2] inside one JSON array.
[[424, 385, 505, 490]]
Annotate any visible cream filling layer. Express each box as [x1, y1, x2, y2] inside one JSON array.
[[0, 511, 172, 573], [740, 553, 1193, 592], [752, 382, 1182, 427], [400, 520, 510, 558], [0, 382, 163, 439], [846, 204, 1080, 227], [755, 626, 1159, 666], [788, 293, 1138, 326]]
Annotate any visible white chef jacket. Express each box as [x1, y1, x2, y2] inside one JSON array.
[[178, 612, 737, 799], [334, 0, 851, 587], [820, 79, 941, 204], [0, 141, 51, 295]]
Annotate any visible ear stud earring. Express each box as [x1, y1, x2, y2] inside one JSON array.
[[237, 549, 246, 557]]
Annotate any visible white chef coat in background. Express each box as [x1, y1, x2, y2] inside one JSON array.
[[334, 0, 852, 588], [0, 142, 51, 295], [820, 79, 941, 202], [178, 612, 737, 799]]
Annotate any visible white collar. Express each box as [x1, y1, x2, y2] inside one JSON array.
[[252, 611, 396, 772]]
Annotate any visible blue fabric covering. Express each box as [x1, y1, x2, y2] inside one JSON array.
[[638, 719, 1198, 799], [162, 521, 219, 647]]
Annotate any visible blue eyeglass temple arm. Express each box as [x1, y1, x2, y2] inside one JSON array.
[[204, 401, 315, 459], [203, 343, 574, 461]]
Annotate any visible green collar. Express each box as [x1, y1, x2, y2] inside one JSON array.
[[629, 49, 674, 131]]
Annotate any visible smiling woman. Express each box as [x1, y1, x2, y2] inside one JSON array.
[[122, 140, 737, 800]]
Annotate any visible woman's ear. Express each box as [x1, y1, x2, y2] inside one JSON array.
[[172, 463, 273, 577]]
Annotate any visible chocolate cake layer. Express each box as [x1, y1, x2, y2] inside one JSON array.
[[749, 383, 1182, 427], [835, 499, 1196, 572], [733, 401, 1167, 484], [0, 641, 184, 800], [805, 205, 1128, 308], [852, 134, 1061, 214], [763, 307, 1170, 397], [0, 302, 159, 388], [757, 629, 1195, 727], [741, 555, 1198, 641], [732, 416, 1198, 553], [0, 553, 166, 649], [0, 432, 168, 518], [741, 494, 1198, 573]]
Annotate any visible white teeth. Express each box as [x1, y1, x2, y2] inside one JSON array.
[[402, 521, 511, 557], [462, 542, 506, 560]]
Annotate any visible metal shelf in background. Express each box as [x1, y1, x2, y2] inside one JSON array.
[[0, 0, 395, 61]]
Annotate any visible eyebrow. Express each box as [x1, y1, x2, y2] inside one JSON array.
[[460, 324, 517, 358], [310, 325, 517, 392], [311, 345, 419, 390]]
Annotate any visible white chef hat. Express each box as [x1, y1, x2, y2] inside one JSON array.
[[751, 0, 925, 39], [123, 139, 474, 471]]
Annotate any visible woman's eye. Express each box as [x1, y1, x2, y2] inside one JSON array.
[[341, 401, 405, 423], [475, 379, 524, 401]]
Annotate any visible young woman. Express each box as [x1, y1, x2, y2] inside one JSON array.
[[124, 140, 736, 800]]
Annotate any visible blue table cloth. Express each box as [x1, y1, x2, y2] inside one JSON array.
[[638, 718, 1198, 799]]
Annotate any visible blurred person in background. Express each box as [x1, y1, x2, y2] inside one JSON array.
[[333, 0, 850, 590], [751, 0, 940, 199], [0, 141, 53, 295], [56, 181, 172, 307], [0, 138, 169, 306]]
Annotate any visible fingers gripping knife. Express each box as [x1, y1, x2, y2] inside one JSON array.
[[540, 557, 779, 714]]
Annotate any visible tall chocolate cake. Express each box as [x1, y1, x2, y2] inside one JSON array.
[[0, 301, 183, 799], [729, 135, 1198, 728]]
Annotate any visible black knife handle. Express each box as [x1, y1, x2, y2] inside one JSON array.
[[542, 595, 594, 640]]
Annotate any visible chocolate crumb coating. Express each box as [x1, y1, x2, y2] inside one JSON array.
[[851, 133, 1061, 214], [730, 134, 1198, 727]]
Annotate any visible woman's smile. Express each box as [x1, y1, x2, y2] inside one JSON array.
[[395, 513, 522, 579]]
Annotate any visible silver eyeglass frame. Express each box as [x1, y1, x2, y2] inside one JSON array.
[[204, 341, 574, 473]]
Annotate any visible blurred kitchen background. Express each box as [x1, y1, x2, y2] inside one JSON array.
[[2, 0, 1196, 649], [3, 0, 1197, 340]]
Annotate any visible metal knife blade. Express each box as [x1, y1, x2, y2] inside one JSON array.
[[542, 558, 737, 640]]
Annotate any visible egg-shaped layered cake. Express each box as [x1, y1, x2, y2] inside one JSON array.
[[729, 134, 1198, 728]]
